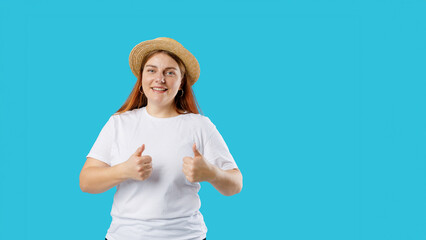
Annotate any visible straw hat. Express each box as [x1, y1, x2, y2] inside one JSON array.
[[129, 37, 200, 86]]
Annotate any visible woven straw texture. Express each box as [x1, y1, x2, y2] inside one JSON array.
[[129, 37, 200, 86]]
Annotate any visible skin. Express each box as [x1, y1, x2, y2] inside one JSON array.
[[141, 52, 183, 118], [79, 52, 243, 196]]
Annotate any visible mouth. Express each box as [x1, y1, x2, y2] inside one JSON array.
[[151, 87, 168, 93]]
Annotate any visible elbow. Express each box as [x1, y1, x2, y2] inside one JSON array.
[[79, 168, 109, 194], [223, 174, 243, 196], [79, 175, 89, 193], [233, 171, 243, 195], [79, 172, 94, 194], [80, 181, 98, 194], [80, 183, 88, 193], [222, 184, 242, 196], [234, 181, 243, 195], [236, 181, 243, 194]]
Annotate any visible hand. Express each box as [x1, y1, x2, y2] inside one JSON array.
[[122, 144, 153, 181], [182, 143, 217, 183]]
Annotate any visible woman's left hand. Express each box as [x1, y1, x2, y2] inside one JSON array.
[[182, 143, 217, 183]]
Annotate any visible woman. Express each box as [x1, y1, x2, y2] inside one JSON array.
[[80, 37, 243, 240]]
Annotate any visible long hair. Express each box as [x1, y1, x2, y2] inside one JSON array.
[[115, 49, 202, 116]]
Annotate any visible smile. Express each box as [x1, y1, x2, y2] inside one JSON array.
[[151, 87, 168, 93]]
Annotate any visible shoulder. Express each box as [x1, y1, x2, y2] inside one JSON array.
[[111, 107, 143, 122], [182, 112, 216, 129], [185, 113, 213, 125]]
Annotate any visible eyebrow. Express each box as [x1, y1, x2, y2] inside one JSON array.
[[145, 65, 178, 70]]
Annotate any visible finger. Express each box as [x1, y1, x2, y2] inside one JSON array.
[[142, 161, 152, 166], [142, 156, 151, 162], [182, 163, 190, 171], [192, 143, 201, 157], [141, 161, 152, 169], [182, 167, 190, 177], [141, 168, 152, 176], [183, 157, 193, 164], [134, 144, 145, 157], [186, 175, 195, 183]]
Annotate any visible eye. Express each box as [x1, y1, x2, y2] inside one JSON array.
[[147, 69, 155, 73], [166, 71, 176, 76]]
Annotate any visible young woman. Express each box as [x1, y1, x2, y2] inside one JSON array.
[[80, 37, 243, 240]]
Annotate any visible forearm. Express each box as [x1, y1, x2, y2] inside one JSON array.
[[79, 163, 128, 194], [208, 166, 243, 196]]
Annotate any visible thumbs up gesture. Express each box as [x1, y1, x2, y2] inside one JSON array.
[[182, 143, 217, 183], [122, 144, 153, 181]]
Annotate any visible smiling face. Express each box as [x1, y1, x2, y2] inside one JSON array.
[[141, 52, 183, 110]]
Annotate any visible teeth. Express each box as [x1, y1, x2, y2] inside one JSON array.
[[152, 88, 167, 91]]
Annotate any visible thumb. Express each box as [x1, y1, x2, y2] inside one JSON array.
[[193, 143, 201, 157], [135, 144, 145, 157]]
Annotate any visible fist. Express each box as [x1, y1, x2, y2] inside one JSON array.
[[182, 143, 217, 183], [122, 144, 153, 181]]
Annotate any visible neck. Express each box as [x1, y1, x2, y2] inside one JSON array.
[[146, 103, 180, 118]]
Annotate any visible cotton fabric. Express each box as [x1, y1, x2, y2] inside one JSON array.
[[86, 107, 238, 240]]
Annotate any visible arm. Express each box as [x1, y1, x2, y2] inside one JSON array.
[[79, 158, 128, 194], [182, 143, 243, 196], [208, 166, 243, 196], [80, 145, 153, 194]]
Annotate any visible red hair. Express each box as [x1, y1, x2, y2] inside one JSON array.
[[115, 50, 202, 115]]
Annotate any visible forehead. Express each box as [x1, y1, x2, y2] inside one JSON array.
[[145, 52, 179, 67]]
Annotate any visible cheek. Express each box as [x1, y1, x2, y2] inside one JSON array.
[[173, 79, 182, 89], [141, 76, 151, 87]]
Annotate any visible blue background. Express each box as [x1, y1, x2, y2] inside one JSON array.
[[0, 0, 425, 239]]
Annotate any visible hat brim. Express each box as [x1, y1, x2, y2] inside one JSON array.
[[129, 37, 200, 86]]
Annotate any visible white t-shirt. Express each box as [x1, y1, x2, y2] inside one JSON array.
[[86, 107, 238, 240]]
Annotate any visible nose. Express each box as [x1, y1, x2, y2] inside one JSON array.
[[155, 72, 166, 83]]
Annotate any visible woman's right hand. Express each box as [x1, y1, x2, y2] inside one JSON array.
[[122, 144, 153, 181]]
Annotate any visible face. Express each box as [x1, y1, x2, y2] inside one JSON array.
[[141, 52, 183, 109]]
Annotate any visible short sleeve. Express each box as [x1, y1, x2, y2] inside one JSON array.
[[86, 115, 115, 166], [203, 120, 238, 171]]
